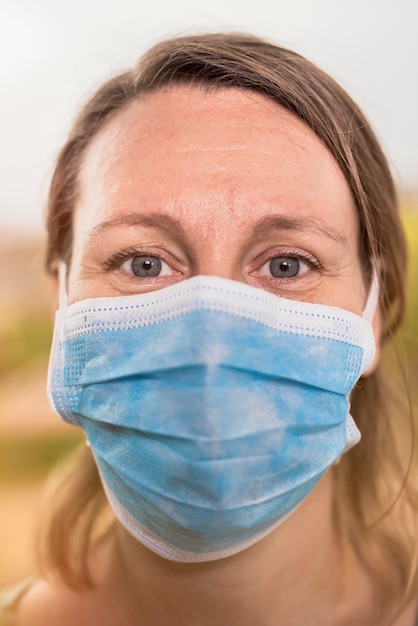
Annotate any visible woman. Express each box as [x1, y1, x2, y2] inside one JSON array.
[[1, 32, 416, 625]]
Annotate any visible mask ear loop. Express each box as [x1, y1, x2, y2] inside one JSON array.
[[58, 261, 69, 309], [362, 263, 379, 323], [56, 260, 90, 448]]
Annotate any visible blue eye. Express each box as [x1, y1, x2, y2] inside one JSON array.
[[269, 257, 301, 278], [256, 255, 311, 279], [131, 256, 162, 277], [106, 248, 180, 284], [121, 255, 175, 278]]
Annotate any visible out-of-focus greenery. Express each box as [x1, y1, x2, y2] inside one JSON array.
[[402, 210, 418, 362], [0, 434, 83, 482], [0, 314, 52, 376]]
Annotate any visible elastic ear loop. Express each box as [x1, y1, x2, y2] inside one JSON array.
[[362, 264, 379, 323], [335, 264, 379, 464], [58, 261, 69, 309], [57, 261, 91, 447]]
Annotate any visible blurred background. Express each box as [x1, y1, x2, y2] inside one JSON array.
[[0, 0, 417, 586]]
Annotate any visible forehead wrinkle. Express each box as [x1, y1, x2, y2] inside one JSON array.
[[251, 215, 349, 246]]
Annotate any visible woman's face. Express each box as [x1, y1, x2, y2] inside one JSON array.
[[68, 87, 367, 315]]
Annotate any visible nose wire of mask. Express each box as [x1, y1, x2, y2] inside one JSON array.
[[48, 266, 377, 562]]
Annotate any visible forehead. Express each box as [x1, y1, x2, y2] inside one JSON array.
[[75, 86, 356, 236]]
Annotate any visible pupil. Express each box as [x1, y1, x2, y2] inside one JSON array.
[[132, 256, 162, 277], [269, 257, 299, 278]]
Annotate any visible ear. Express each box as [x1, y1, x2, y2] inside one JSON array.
[[362, 306, 382, 377]]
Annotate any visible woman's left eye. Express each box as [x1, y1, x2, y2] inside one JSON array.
[[259, 256, 310, 279], [121, 255, 174, 278]]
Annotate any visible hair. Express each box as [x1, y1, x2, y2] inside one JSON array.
[[40, 32, 415, 611]]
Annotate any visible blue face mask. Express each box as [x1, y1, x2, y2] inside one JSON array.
[[48, 273, 377, 562]]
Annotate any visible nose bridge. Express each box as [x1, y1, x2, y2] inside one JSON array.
[[195, 247, 242, 281], [197, 260, 241, 281]]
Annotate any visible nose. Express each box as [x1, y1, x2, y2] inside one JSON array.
[[192, 241, 244, 283]]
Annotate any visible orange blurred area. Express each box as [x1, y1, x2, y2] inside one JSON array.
[[0, 356, 79, 587], [0, 480, 42, 586]]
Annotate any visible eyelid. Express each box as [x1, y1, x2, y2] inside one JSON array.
[[258, 255, 310, 278], [104, 246, 183, 273], [121, 254, 174, 278], [248, 248, 323, 275]]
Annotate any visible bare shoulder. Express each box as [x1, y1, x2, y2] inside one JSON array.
[[15, 579, 96, 626]]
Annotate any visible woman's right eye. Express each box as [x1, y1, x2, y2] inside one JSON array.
[[121, 255, 174, 278]]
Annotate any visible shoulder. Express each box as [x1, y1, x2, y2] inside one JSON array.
[[14, 578, 101, 626], [0, 579, 34, 626], [13, 579, 75, 626]]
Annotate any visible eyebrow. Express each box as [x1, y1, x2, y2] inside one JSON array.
[[88, 211, 348, 246], [89, 213, 187, 239], [251, 215, 348, 245]]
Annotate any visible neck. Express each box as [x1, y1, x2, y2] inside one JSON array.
[[96, 473, 363, 626]]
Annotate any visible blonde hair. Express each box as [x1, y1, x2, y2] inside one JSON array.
[[41, 33, 415, 606]]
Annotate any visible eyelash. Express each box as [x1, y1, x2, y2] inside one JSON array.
[[103, 247, 323, 279], [255, 250, 323, 275], [104, 247, 166, 271]]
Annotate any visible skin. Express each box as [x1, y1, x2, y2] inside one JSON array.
[[18, 87, 415, 625], [69, 89, 366, 308]]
